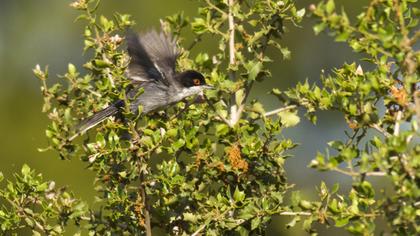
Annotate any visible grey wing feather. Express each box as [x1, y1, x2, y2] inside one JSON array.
[[139, 30, 180, 87], [126, 31, 166, 84]]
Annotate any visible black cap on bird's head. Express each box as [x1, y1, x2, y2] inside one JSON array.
[[177, 70, 207, 88]]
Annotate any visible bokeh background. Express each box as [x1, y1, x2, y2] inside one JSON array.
[[0, 0, 378, 235]]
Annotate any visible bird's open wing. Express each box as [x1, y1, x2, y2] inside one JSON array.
[[126, 30, 180, 87], [126, 31, 166, 84]]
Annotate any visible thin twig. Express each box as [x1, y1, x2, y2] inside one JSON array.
[[134, 122, 152, 236], [191, 224, 207, 236], [264, 105, 297, 117], [364, 172, 387, 176], [370, 124, 391, 138], [191, 208, 233, 236], [140, 185, 152, 236], [204, 0, 228, 16], [228, 0, 238, 127], [205, 97, 233, 127], [333, 167, 386, 177], [187, 35, 202, 51], [227, 3, 277, 126], [228, 0, 236, 67], [279, 211, 312, 216], [393, 110, 402, 136], [409, 30, 420, 46]]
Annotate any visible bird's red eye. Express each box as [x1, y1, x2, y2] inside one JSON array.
[[193, 78, 201, 85]]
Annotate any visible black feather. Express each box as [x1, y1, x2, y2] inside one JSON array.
[[127, 30, 180, 88], [69, 101, 124, 141], [126, 30, 164, 83], [140, 30, 179, 81]]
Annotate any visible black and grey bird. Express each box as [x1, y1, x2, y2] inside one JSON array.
[[70, 30, 211, 141]]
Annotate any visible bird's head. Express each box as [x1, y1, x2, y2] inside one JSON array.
[[172, 70, 213, 102], [177, 70, 211, 89]]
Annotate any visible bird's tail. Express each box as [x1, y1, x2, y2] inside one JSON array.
[[69, 101, 123, 141]]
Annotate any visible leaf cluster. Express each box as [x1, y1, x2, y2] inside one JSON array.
[[2, 0, 419, 235]]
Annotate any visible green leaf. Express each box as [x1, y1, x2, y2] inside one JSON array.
[[331, 183, 339, 194], [328, 140, 343, 150], [32, 231, 42, 236], [191, 18, 207, 34], [235, 89, 245, 107], [251, 217, 261, 230], [216, 123, 230, 136], [297, 8, 306, 19], [68, 63, 77, 75], [313, 22, 327, 35], [326, 0, 335, 14], [172, 139, 185, 151], [183, 212, 199, 223], [21, 164, 31, 176], [245, 60, 263, 81], [96, 133, 106, 148], [335, 217, 350, 227], [233, 186, 245, 202], [328, 199, 340, 213], [335, 31, 350, 42], [302, 217, 313, 232], [251, 102, 265, 114], [299, 200, 313, 209], [319, 181, 328, 200], [278, 110, 300, 127], [166, 128, 178, 138], [36, 182, 49, 192], [280, 47, 291, 60], [93, 59, 110, 68], [286, 216, 300, 229], [291, 191, 301, 207]]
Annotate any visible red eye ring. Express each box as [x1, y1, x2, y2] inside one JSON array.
[[193, 78, 201, 85]]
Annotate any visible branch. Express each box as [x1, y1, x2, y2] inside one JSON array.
[[279, 211, 312, 216], [370, 123, 391, 138], [393, 110, 402, 136], [226, 1, 276, 126], [205, 0, 228, 16], [264, 105, 297, 117], [191, 224, 207, 236], [228, 0, 238, 127], [140, 185, 152, 236], [191, 208, 234, 236], [205, 97, 233, 127], [135, 131, 152, 236], [409, 30, 420, 46], [228, 0, 236, 68], [187, 35, 202, 51], [333, 167, 386, 177]]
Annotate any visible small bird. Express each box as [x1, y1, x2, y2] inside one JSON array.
[[70, 29, 211, 141]]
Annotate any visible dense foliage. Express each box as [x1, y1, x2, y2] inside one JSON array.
[[0, 0, 418, 235], [284, 1, 420, 234]]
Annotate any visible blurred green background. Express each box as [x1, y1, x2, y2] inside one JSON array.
[[0, 0, 373, 235]]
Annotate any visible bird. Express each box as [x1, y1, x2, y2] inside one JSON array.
[[69, 29, 212, 141]]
